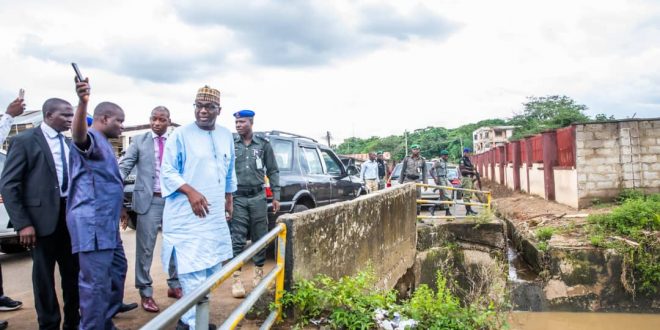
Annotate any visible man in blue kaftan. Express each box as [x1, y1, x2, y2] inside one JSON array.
[[160, 86, 237, 330], [67, 77, 132, 329]]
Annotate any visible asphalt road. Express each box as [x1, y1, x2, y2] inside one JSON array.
[[0, 229, 267, 329]]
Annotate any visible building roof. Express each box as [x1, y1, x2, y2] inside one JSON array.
[[0, 110, 42, 125]]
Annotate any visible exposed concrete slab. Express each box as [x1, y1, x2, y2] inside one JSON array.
[[417, 219, 506, 252]]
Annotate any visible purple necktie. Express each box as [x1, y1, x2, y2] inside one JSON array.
[[157, 136, 164, 165]]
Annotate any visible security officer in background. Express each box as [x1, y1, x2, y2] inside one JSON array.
[[399, 144, 427, 215], [376, 151, 387, 190], [459, 148, 478, 215], [431, 150, 452, 216], [231, 110, 281, 298]]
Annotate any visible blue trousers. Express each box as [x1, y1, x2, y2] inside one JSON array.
[[78, 245, 127, 330], [179, 261, 222, 330]]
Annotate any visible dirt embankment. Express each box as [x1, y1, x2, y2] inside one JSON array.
[[484, 180, 612, 248]]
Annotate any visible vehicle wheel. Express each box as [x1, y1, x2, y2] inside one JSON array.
[[0, 242, 27, 254], [293, 204, 309, 213]]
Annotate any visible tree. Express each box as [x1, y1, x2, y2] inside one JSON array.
[[509, 95, 589, 139], [594, 113, 615, 121]]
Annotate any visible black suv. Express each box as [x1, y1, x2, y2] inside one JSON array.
[[254, 131, 366, 228], [123, 130, 366, 230]]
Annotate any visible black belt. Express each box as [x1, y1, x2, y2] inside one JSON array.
[[234, 186, 263, 197], [406, 174, 420, 180]]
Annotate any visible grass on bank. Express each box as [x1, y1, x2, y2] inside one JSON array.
[[277, 270, 506, 330], [587, 190, 660, 295]]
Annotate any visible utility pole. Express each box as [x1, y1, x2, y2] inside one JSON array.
[[325, 131, 332, 148], [404, 130, 408, 157]]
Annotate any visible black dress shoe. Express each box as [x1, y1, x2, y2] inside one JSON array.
[[113, 302, 138, 317], [118, 302, 138, 313]]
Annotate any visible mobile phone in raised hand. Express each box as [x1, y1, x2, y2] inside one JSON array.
[[71, 63, 84, 82], [18, 88, 25, 99]]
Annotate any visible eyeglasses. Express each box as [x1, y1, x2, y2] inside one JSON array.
[[194, 103, 220, 111]]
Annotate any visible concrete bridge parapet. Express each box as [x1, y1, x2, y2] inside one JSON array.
[[278, 184, 418, 290]]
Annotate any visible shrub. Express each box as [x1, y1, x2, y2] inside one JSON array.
[[536, 227, 555, 242], [617, 189, 645, 204], [279, 270, 505, 329], [587, 194, 660, 295]]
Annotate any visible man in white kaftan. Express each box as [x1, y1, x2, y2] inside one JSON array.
[[160, 86, 237, 330]]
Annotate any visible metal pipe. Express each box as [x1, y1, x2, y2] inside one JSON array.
[[259, 312, 278, 330], [416, 199, 488, 207], [195, 299, 210, 329], [274, 224, 287, 321], [219, 265, 282, 330], [141, 225, 284, 329], [416, 183, 490, 194]]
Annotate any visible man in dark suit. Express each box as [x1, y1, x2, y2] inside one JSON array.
[[0, 98, 79, 330]]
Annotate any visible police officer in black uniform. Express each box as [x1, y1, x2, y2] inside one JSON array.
[[230, 110, 281, 298], [376, 151, 387, 189]]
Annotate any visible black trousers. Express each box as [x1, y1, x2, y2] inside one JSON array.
[[31, 198, 80, 330], [0, 263, 4, 296]]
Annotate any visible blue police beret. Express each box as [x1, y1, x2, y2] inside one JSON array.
[[233, 109, 255, 118], [463, 148, 472, 152]]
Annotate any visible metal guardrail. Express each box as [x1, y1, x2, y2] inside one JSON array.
[[415, 183, 491, 220], [141, 223, 287, 330]]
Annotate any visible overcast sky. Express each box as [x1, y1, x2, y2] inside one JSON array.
[[1, 0, 658, 143]]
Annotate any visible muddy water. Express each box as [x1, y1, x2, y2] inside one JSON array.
[[509, 312, 660, 330]]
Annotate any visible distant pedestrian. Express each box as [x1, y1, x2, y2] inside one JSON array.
[[230, 109, 281, 298], [67, 77, 133, 329], [118, 106, 182, 313], [399, 145, 427, 214], [431, 150, 453, 216], [459, 148, 478, 216], [376, 151, 387, 189], [160, 86, 236, 330], [361, 152, 379, 193], [0, 96, 79, 330]]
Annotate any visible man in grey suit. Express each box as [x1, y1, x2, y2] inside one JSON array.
[[119, 106, 181, 313]]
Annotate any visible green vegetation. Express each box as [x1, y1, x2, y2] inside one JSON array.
[[587, 192, 660, 295], [537, 241, 549, 252], [336, 94, 611, 162], [336, 118, 506, 162], [279, 270, 505, 329], [508, 95, 589, 140], [536, 227, 555, 242]]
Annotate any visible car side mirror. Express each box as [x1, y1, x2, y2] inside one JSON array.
[[346, 165, 358, 176]]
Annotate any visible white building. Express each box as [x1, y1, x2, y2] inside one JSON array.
[[472, 126, 516, 154]]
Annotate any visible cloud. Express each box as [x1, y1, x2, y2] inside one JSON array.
[[358, 4, 457, 41], [18, 35, 227, 83], [172, 0, 457, 66]]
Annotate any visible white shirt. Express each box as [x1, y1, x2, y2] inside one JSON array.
[[152, 131, 167, 193], [360, 159, 380, 181], [0, 114, 14, 145], [41, 123, 70, 196]]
